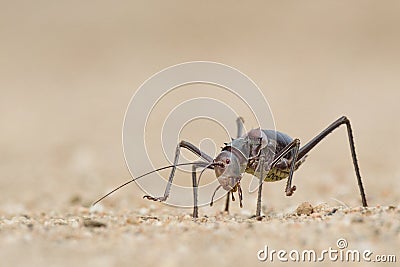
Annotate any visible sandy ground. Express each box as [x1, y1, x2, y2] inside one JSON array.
[[1, 1, 400, 266], [1, 205, 399, 266]]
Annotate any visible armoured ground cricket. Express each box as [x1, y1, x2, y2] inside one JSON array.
[[94, 116, 368, 218]]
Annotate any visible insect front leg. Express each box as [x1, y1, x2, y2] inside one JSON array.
[[143, 141, 213, 202], [224, 192, 231, 212], [191, 161, 213, 218]]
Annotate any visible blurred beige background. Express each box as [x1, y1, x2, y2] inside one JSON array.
[[1, 1, 400, 266]]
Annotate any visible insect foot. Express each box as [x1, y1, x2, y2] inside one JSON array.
[[285, 185, 297, 196], [143, 195, 167, 202]]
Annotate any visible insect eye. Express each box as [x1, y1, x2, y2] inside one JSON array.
[[226, 159, 230, 164]]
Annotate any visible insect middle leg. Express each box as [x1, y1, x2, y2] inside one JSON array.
[[255, 138, 301, 217]]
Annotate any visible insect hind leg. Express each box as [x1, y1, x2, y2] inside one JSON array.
[[296, 116, 368, 207]]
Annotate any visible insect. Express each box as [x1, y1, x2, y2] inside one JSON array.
[[94, 116, 368, 218]]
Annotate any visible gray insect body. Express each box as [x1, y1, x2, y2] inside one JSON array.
[[211, 127, 303, 212], [226, 129, 304, 182]]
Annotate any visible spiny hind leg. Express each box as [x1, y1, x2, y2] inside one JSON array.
[[296, 116, 367, 206]]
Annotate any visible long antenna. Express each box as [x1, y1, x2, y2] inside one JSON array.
[[92, 162, 202, 206], [197, 162, 223, 185]]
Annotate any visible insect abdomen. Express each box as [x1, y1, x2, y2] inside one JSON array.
[[264, 167, 290, 182]]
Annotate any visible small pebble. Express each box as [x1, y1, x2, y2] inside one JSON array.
[[327, 208, 338, 216], [83, 219, 107, 228], [296, 202, 314, 216]]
